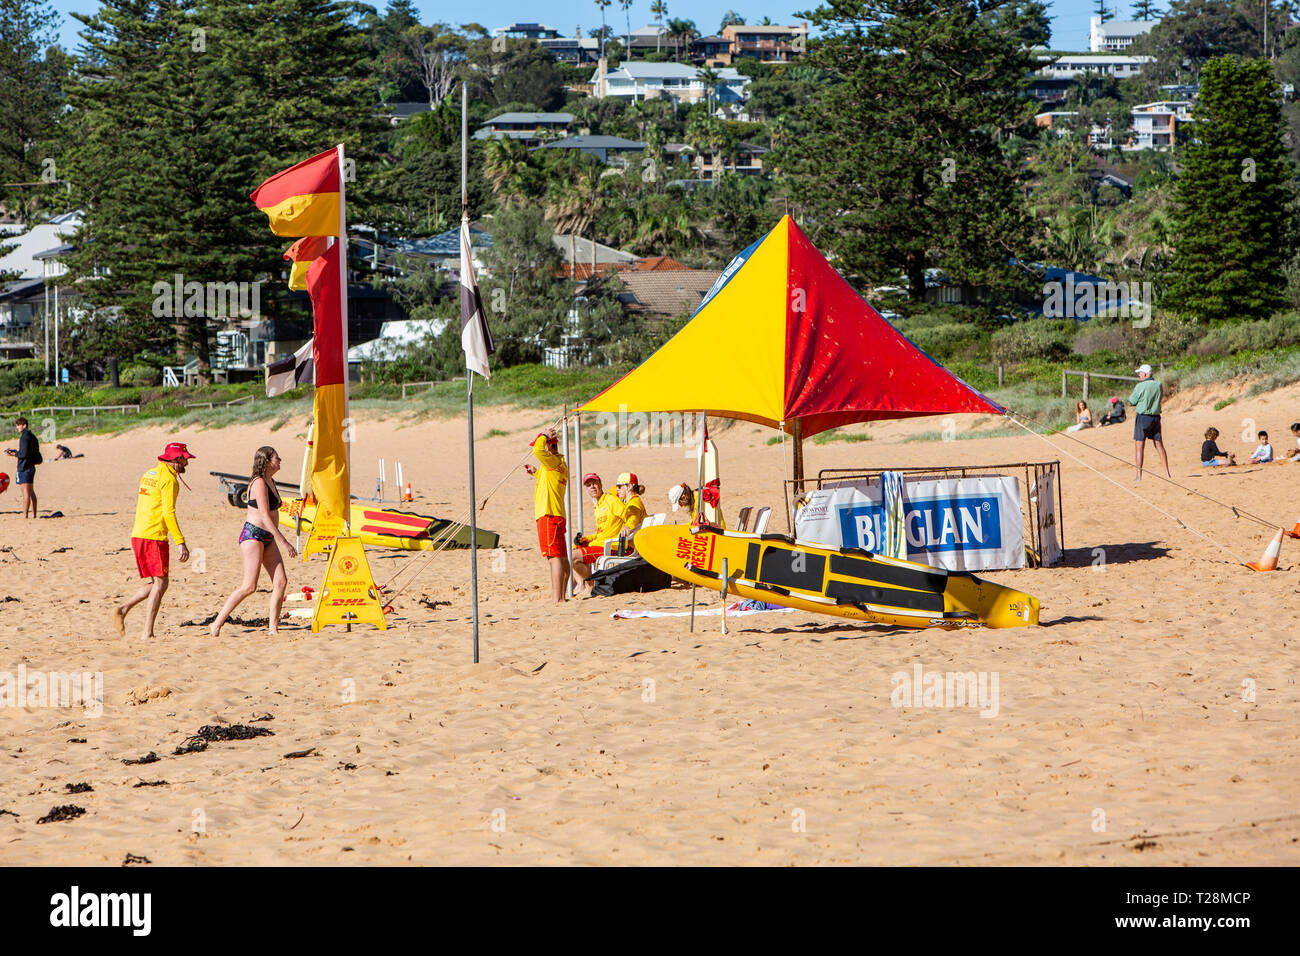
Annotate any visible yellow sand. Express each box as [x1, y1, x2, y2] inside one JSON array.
[[0, 383, 1297, 865]]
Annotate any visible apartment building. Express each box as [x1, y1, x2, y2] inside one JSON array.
[[719, 23, 808, 64], [1126, 101, 1195, 151], [473, 112, 574, 145], [591, 62, 750, 105]]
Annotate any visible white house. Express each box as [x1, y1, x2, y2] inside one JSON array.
[[590, 62, 750, 104], [1089, 16, 1154, 53], [1037, 53, 1153, 80]]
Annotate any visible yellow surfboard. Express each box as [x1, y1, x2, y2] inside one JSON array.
[[635, 523, 1039, 629]]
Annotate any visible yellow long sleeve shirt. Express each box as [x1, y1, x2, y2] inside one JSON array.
[[531, 434, 568, 520], [131, 462, 185, 544], [588, 490, 624, 545]]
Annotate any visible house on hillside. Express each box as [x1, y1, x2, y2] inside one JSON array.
[[539, 35, 600, 63], [534, 134, 646, 164], [719, 23, 809, 64], [493, 22, 559, 40], [0, 212, 83, 364], [618, 269, 723, 318], [1125, 101, 1194, 151], [473, 112, 573, 145], [1089, 15, 1153, 52], [591, 62, 751, 105], [380, 102, 433, 126]]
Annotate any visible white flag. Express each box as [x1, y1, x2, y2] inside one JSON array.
[[460, 216, 495, 379]]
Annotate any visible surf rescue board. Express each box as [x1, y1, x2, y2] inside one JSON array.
[[279, 497, 500, 552], [635, 523, 1038, 629]]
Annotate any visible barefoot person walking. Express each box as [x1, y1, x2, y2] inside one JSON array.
[[210, 446, 297, 637], [114, 442, 194, 639]]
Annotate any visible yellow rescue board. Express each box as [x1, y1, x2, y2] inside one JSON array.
[[279, 498, 500, 553], [634, 523, 1039, 629]]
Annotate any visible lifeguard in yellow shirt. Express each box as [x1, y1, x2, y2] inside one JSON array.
[[523, 428, 569, 602], [570, 473, 624, 592], [113, 442, 194, 639]]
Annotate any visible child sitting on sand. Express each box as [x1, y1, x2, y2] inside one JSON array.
[[1201, 427, 1236, 467], [1247, 430, 1274, 464], [1277, 423, 1300, 462]]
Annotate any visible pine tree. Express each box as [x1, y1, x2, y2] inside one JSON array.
[[0, 0, 68, 218], [784, 1, 1041, 302], [1094, 0, 1114, 24], [1131, 0, 1159, 20], [1164, 56, 1297, 321], [59, 0, 381, 379]]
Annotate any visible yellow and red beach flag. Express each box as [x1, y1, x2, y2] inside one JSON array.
[[250, 148, 341, 238], [283, 235, 331, 291], [304, 240, 349, 529]]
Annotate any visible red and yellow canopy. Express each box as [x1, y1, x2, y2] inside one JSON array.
[[579, 216, 1003, 437]]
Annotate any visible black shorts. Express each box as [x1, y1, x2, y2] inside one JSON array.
[[1134, 413, 1162, 441]]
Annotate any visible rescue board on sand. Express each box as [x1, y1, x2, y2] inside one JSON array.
[[279, 498, 500, 552], [634, 523, 1039, 629]]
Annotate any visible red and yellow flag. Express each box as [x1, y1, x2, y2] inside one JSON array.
[[250, 148, 340, 237], [305, 240, 349, 532], [283, 236, 330, 291]]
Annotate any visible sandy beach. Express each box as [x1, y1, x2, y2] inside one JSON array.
[[1, 383, 1297, 866]]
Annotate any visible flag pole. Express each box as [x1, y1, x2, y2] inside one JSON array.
[[336, 142, 351, 526], [463, 81, 481, 664]]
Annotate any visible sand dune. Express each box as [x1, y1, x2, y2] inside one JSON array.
[[0, 384, 1297, 865]]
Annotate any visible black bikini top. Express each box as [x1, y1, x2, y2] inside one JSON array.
[[247, 478, 282, 511]]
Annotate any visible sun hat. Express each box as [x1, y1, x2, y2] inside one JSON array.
[[1108, 396, 1119, 404], [158, 442, 196, 462], [667, 482, 688, 512], [616, 471, 638, 486], [1135, 363, 1153, 376], [582, 472, 601, 485]]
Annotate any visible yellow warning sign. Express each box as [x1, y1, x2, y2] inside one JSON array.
[[302, 504, 347, 559], [310, 536, 388, 632]]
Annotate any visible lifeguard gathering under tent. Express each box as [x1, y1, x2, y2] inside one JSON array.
[[575, 215, 1051, 628]]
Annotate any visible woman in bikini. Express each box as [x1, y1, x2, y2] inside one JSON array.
[[211, 446, 297, 637]]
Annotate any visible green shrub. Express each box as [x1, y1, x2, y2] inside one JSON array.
[[903, 322, 986, 362], [990, 319, 1076, 365], [0, 358, 46, 399], [1191, 312, 1300, 357], [120, 362, 162, 387]]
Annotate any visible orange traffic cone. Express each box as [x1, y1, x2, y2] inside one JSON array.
[[402, 481, 413, 502], [1247, 529, 1284, 572], [1286, 516, 1300, 540]]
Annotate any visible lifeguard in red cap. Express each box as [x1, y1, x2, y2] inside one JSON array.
[[569, 472, 624, 592], [113, 442, 194, 639]]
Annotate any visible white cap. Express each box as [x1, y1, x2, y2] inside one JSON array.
[[667, 483, 687, 512], [1135, 363, 1153, 376]]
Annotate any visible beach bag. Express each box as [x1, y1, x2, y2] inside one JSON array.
[[588, 557, 672, 596], [32, 446, 42, 465]]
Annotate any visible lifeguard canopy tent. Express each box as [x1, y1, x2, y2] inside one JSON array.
[[578, 215, 1005, 480]]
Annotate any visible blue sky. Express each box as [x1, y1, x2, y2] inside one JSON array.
[[46, 1, 1166, 55]]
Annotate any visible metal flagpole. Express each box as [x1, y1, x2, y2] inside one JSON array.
[[336, 143, 351, 526], [464, 81, 481, 664]]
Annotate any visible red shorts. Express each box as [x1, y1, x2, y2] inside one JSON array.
[[132, 537, 169, 578], [536, 515, 566, 559], [577, 543, 604, 565]]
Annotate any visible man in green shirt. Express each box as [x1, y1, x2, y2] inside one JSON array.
[[1128, 363, 1170, 481]]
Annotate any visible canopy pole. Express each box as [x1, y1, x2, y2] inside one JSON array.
[[791, 418, 805, 491]]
